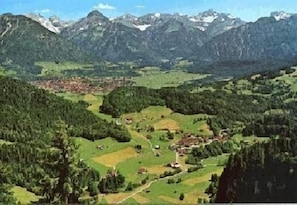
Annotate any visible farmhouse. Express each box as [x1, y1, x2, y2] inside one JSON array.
[[137, 167, 148, 174], [125, 117, 133, 125], [169, 162, 180, 168], [177, 134, 201, 147]]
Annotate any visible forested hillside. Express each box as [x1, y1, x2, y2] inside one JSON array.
[[100, 67, 297, 137], [0, 13, 94, 75], [0, 76, 130, 202], [215, 138, 297, 202]]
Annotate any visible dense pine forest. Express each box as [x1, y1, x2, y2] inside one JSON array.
[[215, 138, 297, 202], [0, 76, 130, 203]]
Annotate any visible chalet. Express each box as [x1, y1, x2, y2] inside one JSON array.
[[125, 117, 133, 125], [97, 145, 104, 150], [177, 135, 200, 147], [169, 162, 180, 168], [177, 148, 185, 157], [137, 167, 148, 174], [115, 120, 122, 126]]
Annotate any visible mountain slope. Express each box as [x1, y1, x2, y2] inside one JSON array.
[[143, 14, 206, 60], [198, 15, 297, 62], [61, 11, 158, 65], [0, 13, 94, 75], [26, 13, 72, 33], [189, 9, 245, 39]]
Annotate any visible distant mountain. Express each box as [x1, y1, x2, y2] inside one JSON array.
[[270, 11, 295, 21], [26, 13, 72, 33], [0, 13, 94, 75], [188, 9, 245, 39], [3, 9, 297, 76], [197, 15, 297, 63], [60, 10, 247, 64], [61, 10, 158, 65], [113, 10, 245, 38]]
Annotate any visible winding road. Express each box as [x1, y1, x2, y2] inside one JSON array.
[[116, 170, 187, 204]]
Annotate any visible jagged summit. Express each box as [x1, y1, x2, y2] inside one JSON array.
[[270, 11, 294, 20], [26, 13, 72, 33]]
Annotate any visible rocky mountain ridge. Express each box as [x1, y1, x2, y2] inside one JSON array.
[[1, 10, 297, 75]]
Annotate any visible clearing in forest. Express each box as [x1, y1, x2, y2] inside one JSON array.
[[145, 164, 173, 175], [133, 194, 150, 204], [158, 195, 181, 204], [182, 167, 224, 186], [153, 119, 180, 131], [92, 147, 138, 167], [83, 94, 98, 102], [12, 186, 41, 204]]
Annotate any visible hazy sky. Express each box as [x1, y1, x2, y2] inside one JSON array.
[[1, 0, 297, 21]]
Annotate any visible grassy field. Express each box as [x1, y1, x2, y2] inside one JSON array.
[[0, 67, 17, 76], [126, 164, 224, 204], [35, 61, 94, 77], [132, 69, 209, 89], [57, 92, 230, 204], [12, 186, 41, 204], [92, 147, 139, 167], [57, 92, 113, 121], [71, 104, 230, 204]]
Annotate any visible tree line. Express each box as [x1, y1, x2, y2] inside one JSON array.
[[0, 76, 131, 203]]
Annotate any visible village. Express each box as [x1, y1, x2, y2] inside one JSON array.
[[30, 76, 133, 94]]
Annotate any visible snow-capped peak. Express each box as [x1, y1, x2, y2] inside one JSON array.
[[190, 9, 219, 24], [26, 13, 71, 33], [271, 11, 292, 21]]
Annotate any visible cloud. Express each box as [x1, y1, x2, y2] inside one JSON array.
[[136, 5, 145, 9], [41, 9, 51, 13], [93, 3, 116, 10], [35, 9, 52, 14]]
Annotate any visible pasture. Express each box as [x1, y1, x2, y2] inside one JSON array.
[[132, 68, 209, 89], [59, 95, 228, 204], [92, 147, 139, 167], [36, 61, 94, 77]]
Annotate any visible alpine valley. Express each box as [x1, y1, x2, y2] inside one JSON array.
[[1, 8, 297, 204]]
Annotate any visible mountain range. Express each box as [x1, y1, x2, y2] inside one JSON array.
[[1, 10, 297, 76]]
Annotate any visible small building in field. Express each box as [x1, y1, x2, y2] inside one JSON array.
[[169, 162, 180, 168], [137, 167, 148, 174], [125, 117, 133, 125]]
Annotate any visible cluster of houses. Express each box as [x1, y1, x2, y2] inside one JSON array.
[[172, 132, 230, 156], [30, 77, 132, 94]]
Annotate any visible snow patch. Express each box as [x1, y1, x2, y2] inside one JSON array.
[[224, 26, 234, 31], [154, 13, 161, 18], [227, 14, 235, 19], [273, 12, 291, 21], [134, 24, 151, 31], [196, 26, 206, 31], [202, 15, 218, 23], [36, 17, 60, 33], [189, 17, 199, 22]]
